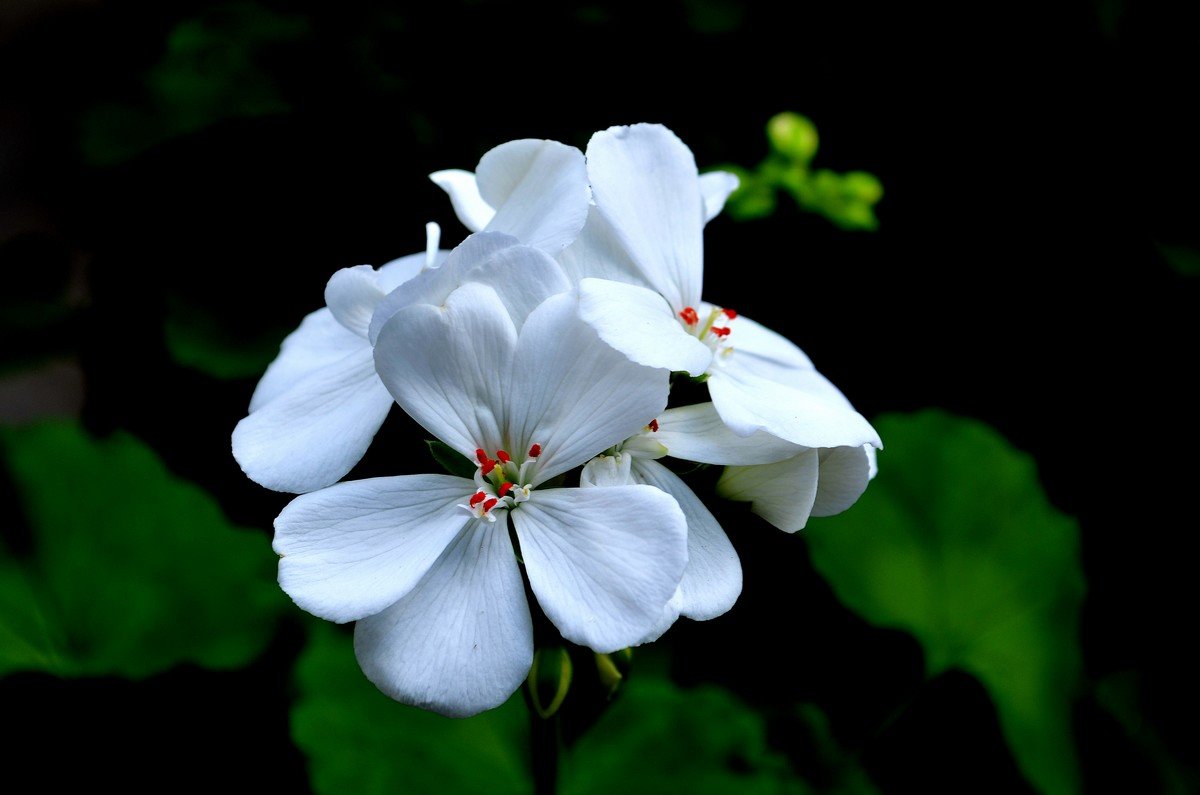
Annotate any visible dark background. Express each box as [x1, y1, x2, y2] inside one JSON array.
[[1, 0, 1196, 791]]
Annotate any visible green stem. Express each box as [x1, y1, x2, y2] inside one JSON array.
[[527, 696, 559, 795]]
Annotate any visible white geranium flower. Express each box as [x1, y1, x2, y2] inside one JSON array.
[[433, 125, 877, 452], [232, 226, 447, 493], [272, 273, 687, 718]]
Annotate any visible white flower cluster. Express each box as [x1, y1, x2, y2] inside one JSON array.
[[232, 124, 881, 717]]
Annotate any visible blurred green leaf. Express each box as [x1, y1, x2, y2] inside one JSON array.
[[164, 295, 287, 379], [292, 623, 531, 795], [723, 113, 882, 231], [294, 626, 842, 794], [80, 2, 309, 166], [564, 675, 807, 795], [806, 411, 1085, 794], [1157, 243, 1200, 276], [0, 421, 283, 678]]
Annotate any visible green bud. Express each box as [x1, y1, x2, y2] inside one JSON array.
[[527, 646, 572, 719], [594, 648, 633, 698], [767, 112, 819, 164]]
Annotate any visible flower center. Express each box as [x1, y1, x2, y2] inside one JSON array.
[[457, 443, 542, 522], [678, 305, 737, 361]]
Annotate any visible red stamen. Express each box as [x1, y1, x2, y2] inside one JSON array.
[[498, 482, 512, 497], [475, 449, 488, 464], [722, 308, 737, 319], [469, 491, 486, 508], [648, 419, 659, 432], [528, 443, 542, 458], [482, 498, 499, 512], [481, 458, 496, 474], [711, 326, 731, 338], [496, 449, 511, 463], [679, 307, 699, 325]]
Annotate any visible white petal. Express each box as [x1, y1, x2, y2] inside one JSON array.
[[580, 453, 634, 488], [369, 232, 570, 343], [709, 365, 881, 449], [429, 169, 494, 232], [273, 474, 476, 623], [555, 206, 647, 286], [354, 518, 532, 718], [248, 308, 363, 412], [700, 171, 739, 223], [866, 444, 879, 480], [374, 282, 517, 460], [509, 292, 670, 484], [325, 265, 386, 338], [656, 403, 803, 465], [630, 459, 740, 621], [811, 445, 873, 517], [709, 305, 814, 377], [377, 250, 439, 293], [233, 346, 393, 493], [717, 449, 821, 533], [513, 485, 687, 652], [476, 139, 590, 253], [578, 278, 712, 376], [587, 124, 705, 310], [640, 588, 683, 644]]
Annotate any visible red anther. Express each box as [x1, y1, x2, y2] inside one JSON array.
[[679, 307, 699, 325], [722, 308, 738, 319], [711, 326, 732, 338], [528, 443, 542, 458], [481, 458, 496, 474], [498, 482, 513, 498], [475, 449, 488, 464], [469, 491, 487, 508], [496, 450, 511, 464], [648, 419, 659, 432], [482, 498, 499, 512]]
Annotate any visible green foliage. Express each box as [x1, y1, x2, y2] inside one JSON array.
[[806, 411, 1085, 794], [563, 676, 808, 795], [0, 421, 283, 678], [80, 2, 309, 166], [1157, 243, 1200, 276], [164, 294, 289, 379], [426, 439, 478, 479], [293, 623, 532, 795], [720, 113, 882, 231], [293, 626, 828, 794]]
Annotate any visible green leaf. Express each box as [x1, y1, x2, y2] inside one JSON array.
[[563, 675, 807, 795], [292, 623, 531, 795], [426, 439, 477, 479], [164, 295, 288, 379], [79, 3, 309, 166], [0, 421, 283, 678], [293, 626, 830, 794], [805, 411, 1085, 794]]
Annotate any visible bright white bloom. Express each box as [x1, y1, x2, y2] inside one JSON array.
[[232, 227, 446, 493], [433, 125, 878, 453], [571, 124, 879, 452], [272, 267, 687, 717]]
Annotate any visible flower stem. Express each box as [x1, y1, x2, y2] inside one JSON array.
[[527, 695, 559, 795]]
